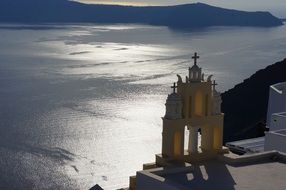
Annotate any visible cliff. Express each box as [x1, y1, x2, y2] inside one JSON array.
[[0, 0, 283, 28], [222, 58, 286, 143]]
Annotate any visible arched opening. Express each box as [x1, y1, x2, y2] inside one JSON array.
[[174, 131, 182, 157], [194, 90, 204, 116], [184, 126, 189, 151]]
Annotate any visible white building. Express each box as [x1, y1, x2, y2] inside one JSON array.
[[265, 112, 286, 152], [266, 82, 286, 127], [227, 82, 286, 154], [264, 82, 286, 152]]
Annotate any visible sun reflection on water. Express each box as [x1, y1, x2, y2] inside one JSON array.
[[1, 23, 286, 189]]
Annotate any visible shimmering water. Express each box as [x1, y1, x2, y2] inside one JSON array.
[[0, 23, 286, 189]]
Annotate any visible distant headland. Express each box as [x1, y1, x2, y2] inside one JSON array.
[[0, 0, 283, 28]]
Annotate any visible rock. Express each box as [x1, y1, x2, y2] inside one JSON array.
[[222, 58, 286, 143]]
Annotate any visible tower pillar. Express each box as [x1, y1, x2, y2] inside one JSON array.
[[201, 125, 214, 151], [188, 126, 199, 153]]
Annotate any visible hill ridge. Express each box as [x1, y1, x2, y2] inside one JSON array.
[[0, 0, 283, 28]]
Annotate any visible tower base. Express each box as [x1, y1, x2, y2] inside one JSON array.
[[156, 147, 229, 167]]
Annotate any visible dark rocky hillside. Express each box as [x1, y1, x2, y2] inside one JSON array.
[[0, 0, 283, 28], [222, 58, 286, 143]]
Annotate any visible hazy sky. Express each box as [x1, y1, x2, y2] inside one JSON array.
[[77, 0, 286, 17]]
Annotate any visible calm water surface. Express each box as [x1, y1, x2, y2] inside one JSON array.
[[0, 23, 286, 189]]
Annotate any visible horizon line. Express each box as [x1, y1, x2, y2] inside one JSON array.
[[73, 1, 212, 7]]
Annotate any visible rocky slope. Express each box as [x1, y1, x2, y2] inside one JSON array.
[[222, 58, 286, 143]]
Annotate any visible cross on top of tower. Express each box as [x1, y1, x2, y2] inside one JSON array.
[[192, 52, 200, 66], [212, 80, 218, 91], [171, 82, 178, 93]]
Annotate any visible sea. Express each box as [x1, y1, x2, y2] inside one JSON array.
[[0, 23, 286, 190]]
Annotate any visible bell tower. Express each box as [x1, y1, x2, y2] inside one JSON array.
[[161, 52, 225, 162], [128, 52, 228, 190]]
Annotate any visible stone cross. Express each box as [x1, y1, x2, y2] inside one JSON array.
[[212, 80, 218, 91], [192, 52, 200, 65], [171, 82, 178, 93]]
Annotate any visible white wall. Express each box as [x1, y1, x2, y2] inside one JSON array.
[[270, 113, 286, 131], [264, 130, 286, 153], [266, 82, 286, 128]]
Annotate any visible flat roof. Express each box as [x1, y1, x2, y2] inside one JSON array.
[[159, 160, 286, 190], [226, 137, 265, 154], [137, 152, 286, 190], [271, 82, 286, 93]]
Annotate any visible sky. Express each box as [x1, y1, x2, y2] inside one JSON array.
[[76, 0, 286, 17]]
